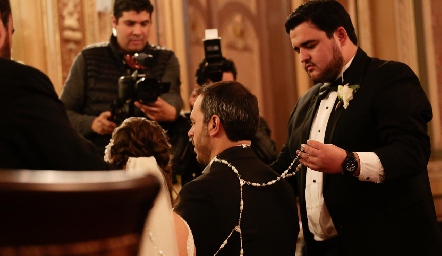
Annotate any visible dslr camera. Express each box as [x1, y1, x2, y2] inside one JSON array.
[[197, 29, 225, 85], [110, 53, 170, 124]]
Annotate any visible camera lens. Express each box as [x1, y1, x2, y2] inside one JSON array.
[[135, 77, 161, 104]]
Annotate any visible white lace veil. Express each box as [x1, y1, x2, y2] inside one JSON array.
[[126, 156, 179, 256]]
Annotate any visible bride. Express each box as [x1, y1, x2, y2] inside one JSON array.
[[104, 117, 196, 256]]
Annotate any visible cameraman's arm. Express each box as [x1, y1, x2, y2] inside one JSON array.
[[60, 53, 96, 136], [157, 51, 183, 119]]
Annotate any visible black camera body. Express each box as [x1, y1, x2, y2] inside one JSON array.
[[199, 29, 225, 84], [110, 53, 170, 124]]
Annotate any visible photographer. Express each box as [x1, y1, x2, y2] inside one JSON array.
[[60, 0, 182, 155], [171, 57, 278, 186]]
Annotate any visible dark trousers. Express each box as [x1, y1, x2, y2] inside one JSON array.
[[304, 236, 342, 256]]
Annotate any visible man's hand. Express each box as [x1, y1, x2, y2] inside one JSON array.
[[135, 97, 177, 122], [91, 111, 117, 135], [296, 140, 346, 174]]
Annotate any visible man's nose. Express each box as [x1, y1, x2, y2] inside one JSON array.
[[299, 49, 310, 63], [188, 128, 194, 138], [132, 24, 142, 35]]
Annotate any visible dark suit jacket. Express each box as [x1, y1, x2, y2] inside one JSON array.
[[271, 48, 442, 256], [175, 146, 299, 256], [0, 59, 107, 170]]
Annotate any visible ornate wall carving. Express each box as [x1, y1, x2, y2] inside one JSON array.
[[58, 0, 85, 83]]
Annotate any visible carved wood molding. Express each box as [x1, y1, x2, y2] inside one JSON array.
[[58, 0, 86, 83]]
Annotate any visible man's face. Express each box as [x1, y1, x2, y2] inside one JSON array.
[[221, 71, 235, 81], [0, 13, 14, 59], [112, 11, 151, 53], [188, 95, 211, 165], [290, 22, 344, 83]]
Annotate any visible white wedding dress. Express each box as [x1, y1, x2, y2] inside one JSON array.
[[126, 157, 195, 256]]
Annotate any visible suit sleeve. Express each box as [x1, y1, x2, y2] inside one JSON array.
[[270, 102, 301, 174], [158, 51, 183, 118], [372, 61, 432, 181], [60, 52, 96, 136]]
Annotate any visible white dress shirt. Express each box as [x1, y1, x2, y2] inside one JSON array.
[[305, 56, 385, 241]]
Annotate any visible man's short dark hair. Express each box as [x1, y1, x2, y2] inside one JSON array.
[[195, 57, 237, 85], [0, 0, 11, 28], [285, 0, 358, 45], [113, 0, 154, 21], [198, 81, 258, 141]]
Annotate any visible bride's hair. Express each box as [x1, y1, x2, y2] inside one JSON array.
[[110, 117, 174, 201]]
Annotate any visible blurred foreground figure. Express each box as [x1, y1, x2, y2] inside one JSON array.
[[0, 0, 107, 170]]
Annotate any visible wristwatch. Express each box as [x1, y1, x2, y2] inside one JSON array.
[[342, 150, 358, 176]]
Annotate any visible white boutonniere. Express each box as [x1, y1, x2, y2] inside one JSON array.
[[336, 83, 360, 109]]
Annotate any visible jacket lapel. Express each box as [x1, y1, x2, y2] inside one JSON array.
[[323, 48, 372, 183]]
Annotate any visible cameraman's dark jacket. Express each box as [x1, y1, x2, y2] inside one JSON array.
[[172, 114, 278, 186], [60, 35, 182, 154]]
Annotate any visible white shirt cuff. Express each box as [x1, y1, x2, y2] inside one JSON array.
[[356, 152, 385, 183]]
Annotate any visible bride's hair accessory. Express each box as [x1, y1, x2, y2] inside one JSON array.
[[104, 139, 114, 163]]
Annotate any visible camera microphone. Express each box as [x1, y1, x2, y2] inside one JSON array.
[[134, 53, 154, 67]]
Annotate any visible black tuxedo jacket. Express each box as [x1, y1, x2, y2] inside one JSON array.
[[272, 48, 442, 255], [0, 59, 107, 170], [175, 146, 299, 256]]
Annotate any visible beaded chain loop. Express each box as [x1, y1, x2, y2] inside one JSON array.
[[212, 146, 303, 255]]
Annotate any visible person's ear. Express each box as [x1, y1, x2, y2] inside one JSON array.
[[209, 115, 220, 135], [335, 27, 347, 45], [111, 15, 118, 37]]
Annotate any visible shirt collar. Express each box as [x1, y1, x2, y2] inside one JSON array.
[[336, 54, 356, 83]]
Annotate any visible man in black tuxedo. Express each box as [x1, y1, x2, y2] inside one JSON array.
[[174, 81, 298, 255], [271, 1, 442, 255], [0, 0, 107, 170]]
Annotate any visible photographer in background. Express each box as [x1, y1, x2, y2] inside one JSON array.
[[60, 0, 182, 155], [171, 57, 278, 186], [0, 0, 107, 170]]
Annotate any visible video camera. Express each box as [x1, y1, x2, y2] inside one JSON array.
[[198, 29, 225, 84], [110, 53, 170, 124]]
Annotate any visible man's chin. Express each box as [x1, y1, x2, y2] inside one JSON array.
[[125, 45, 145, 53], [196, 155, 209, 166]]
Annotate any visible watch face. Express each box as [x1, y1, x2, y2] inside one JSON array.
[[346, 159, 357, 172], [343, 151, 358, 175]]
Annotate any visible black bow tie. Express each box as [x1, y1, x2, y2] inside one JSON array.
[[318, 79, 342, 100]]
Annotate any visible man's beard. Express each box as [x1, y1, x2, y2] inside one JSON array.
[[312, 40, 344, 84], [195, 125, 211, 166], [0, 31, 11, 59]]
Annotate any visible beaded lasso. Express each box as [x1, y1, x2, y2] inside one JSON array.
[[212, 144, 303, 256]]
